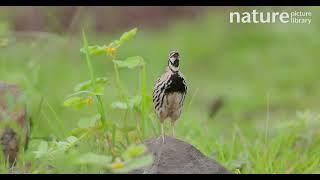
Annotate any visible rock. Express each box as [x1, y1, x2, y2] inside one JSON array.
[[131, 135, 232, 174], [0, 82, 28, 166]]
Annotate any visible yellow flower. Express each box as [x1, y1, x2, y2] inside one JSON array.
[[111, 161, 125, 169], [84, 97, 93, 105], [106, 46, 116, 57]]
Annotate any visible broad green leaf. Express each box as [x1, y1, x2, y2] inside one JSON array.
[[123, 144, 146, 160], [95, 77, 108, 84], [78, 114, 101, 128], [74, 77, 108, 92], [71, 127, 87, 136], [113, 56, 144, 69], [117, 28, 138, 46], [75, 152, 112, 167], [116, 155, 153, 173], [111, 101, 128, 110], [34, 141, 48, 158], [92, 84, 105, 95], [63, 96, 93, 109], [74, 81, 91, 92], [80, 45, 107, 56], [63, 96, 85, 109]]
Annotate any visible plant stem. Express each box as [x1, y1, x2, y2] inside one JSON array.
[[81, 30, 95, 86], [96, 96, 106, 124], [112, 60, 129, 145], [140, 60, 147, 139], [81, 30, 106, 127], [45, 98, 67, 138], [113, 62, 126, 99], [123, 109, 129, 145], [82, 29, 114, 152]]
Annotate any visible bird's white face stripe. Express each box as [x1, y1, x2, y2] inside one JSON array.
[[169, 57, 176, 63], [169, 51, 179, 58], [169, 65, 179, 72], [168, 55, 179, 72]]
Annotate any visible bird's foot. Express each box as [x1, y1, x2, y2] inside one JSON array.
[[160, 123, 166, 144], [171, 122, 176, 138], [162, 134, 165, 144]]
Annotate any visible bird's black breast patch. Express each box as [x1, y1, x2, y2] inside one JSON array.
[[165, 73, 187, 94]]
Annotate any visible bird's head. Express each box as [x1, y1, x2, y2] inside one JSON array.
[[168, 50, 180, 72]]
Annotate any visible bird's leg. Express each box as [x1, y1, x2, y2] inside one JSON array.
[[161, 123, 165, 143], [171, 121, 175, 137]]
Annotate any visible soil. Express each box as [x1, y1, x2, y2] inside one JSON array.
[[131, 135, 232, 174]]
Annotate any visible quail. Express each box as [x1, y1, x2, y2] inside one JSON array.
[[152, 50, 187, 142]]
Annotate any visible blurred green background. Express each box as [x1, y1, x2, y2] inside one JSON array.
[[1, 6, 320, 173]]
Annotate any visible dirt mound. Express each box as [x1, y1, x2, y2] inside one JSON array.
[[131, 135, 232, 174]]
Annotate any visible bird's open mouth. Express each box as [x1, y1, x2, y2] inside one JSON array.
[[173, 59, 179, 67]]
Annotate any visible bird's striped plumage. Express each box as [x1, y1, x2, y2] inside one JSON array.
[[152, 50, 187, 135]]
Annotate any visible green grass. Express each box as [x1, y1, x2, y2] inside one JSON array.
[[1, 7, 320, 173]]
